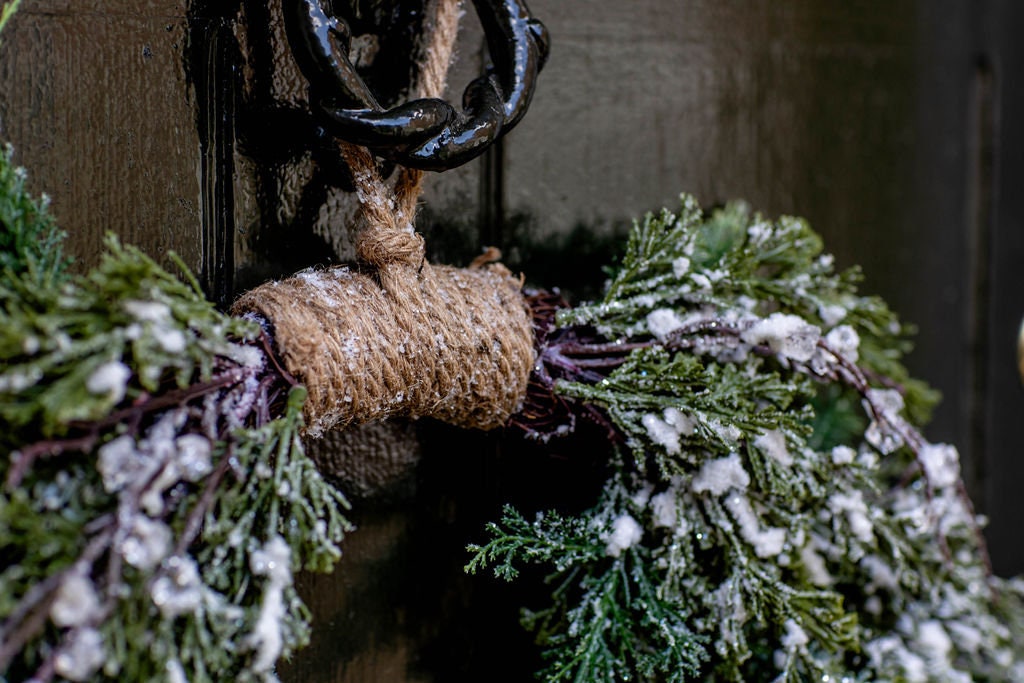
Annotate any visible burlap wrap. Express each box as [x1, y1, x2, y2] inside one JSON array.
[[232, 257, 535, 438]]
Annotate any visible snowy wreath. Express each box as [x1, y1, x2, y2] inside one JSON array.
[[1, 1, 1023, 682]]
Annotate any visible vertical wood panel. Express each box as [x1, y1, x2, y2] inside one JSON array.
[[0, 4, 202, 271], [980, 0, 1024, 575]]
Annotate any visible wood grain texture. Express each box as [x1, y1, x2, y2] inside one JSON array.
[[976, 0, 1024, 575], [0, 5, 202, 272], [506, 2, 922, 292]]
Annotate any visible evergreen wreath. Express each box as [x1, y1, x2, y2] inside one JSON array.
[[2, 1, 1023, 682]]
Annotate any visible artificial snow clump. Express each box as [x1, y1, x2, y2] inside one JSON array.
[[604, 513, 643, 557], [741, 312, 820, 362], [122, 299, 171, 322], [818, 302, 848, 326], [155, 326, 187, 354], [724, 493, 787, 558], [50, 573, 101, 627], [647, 308, 685, 339], [642, 408, 696, 454], [799, 541, 833, 587], [643, 412, 682, 454], [919, 443, 961, 489], [85, 360, 131, 402], [672, 256, 691, 278], [754, 429, 792, 466], [174, 433, 213, 481], [166, 660, 187, 683], [53, 628, 105, 682], [780, 618, 809, 649], [865, 387, 904, 417], [650, 488, 680, 529], [831, 445, 856, 466], [247, 536, 293, 672], [120, 516, 173, 570], [824, 324, 860, 362], [97, 435, 140, 492], [691, 453, 750, 496], [150, 555, 203, 619], [828, 490, 874, 544]]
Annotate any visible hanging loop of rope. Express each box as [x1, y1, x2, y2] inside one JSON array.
[[283, 0, 548, 171], [233, 0, 537, 436]]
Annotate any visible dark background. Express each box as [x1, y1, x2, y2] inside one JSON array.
[[1, 1, 1022, 680]]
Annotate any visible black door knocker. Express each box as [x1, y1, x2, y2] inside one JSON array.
[[283, 0, 549, 171]]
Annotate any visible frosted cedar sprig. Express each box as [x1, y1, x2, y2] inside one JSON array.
[[0, 332, 295, 682], [473, 196, 1023, 683], [0, 156, 350, 681], [518, 302, 991, 575]]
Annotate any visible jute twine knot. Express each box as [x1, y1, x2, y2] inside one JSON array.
[[356, 227, 425, 268], [232, 0, 535, 437]]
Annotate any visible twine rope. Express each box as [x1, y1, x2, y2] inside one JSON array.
[[233, 0, 535, 436], [343, 0, 463, 268]]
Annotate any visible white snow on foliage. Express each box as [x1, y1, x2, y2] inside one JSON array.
[[824, 324, 860, 362], [155, 327, 187, 354], [97, 435, 140, 492], [800, 541, 833, 587], [121, 516, 172, 570], [818, 302, 848, 326], [166, 660, 188, 683], [919, 443, 961, 489], [650, 490, 679, 529], [740, 313, 820, 362], [86, 360, 131, 403], [123, 300, 171, 322], [829, 491, 874, 544], [175, 434, 213, 481], [672, 256, 691, 278], [831, 445, 857, 466], [50, 572, 101, 627], [866, 387, 905, 417], [863, 387, 908, 454], [646, 308, 685, 339], [151, 555, 203, 619], [692, 454, 750, 496], [780, 618, 809, 649], [643, 413, 681, 454], [725, 494, 787, 558], [917, 619, 953, 664], [861, 555, 899, 591], [247, 536, 293, 672], [604, 513, 643, 557], [53, 627, 105, 682], [642, 407, 696, 454], [97, 416, 213, 515], [754, 429, 792, 466]]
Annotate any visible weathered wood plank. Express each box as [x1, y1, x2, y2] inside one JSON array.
[[979, 0, 1024, 575], [0, 7, 202, 272], [505, 1, 920, 282]]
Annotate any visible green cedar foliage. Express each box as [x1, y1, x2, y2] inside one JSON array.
[[0, 144, 70, 289], [468, 196, 1024, 682], [0, 0, 20, 40], [0, 150, 350, 681]]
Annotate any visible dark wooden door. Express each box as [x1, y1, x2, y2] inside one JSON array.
[[2, 1, 1022, 680]]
